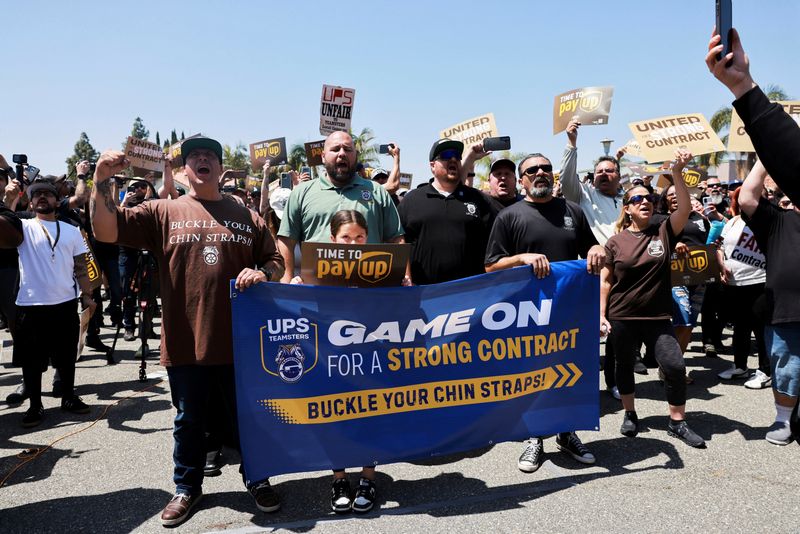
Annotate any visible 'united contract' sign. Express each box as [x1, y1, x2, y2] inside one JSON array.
[[230, 262, 599, 479]]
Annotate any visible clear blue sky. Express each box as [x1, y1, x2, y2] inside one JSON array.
[[4, 0, 799, 185]]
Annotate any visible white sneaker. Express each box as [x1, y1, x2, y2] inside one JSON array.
[[744, 370, 772, 389], [718, 366, 748, 380]]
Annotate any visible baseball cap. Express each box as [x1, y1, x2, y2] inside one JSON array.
[[27, 181, 58, 197], [269, 188, 292, 219], [372, 168, 389, 180], [490, 158, 516, 173], [181, 136, 223, 165], [429, 139, 464, 161]]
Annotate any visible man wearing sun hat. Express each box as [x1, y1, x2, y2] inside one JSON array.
[[398, 138, 495, 284], [90, 136, 285, 526]]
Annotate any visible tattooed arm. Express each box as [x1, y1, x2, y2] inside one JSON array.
[[90, 150, 129, 243]]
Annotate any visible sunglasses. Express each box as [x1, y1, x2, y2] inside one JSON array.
[[627, 193, 658, 205], [133, 184, 148, 190], [706, 183, 722, 189], [436, 149, 462, 161], [521, 164, 553, 175]]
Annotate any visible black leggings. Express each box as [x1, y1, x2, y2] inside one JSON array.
[[725, 283, 769, 374], [611, 320, 686, 406]]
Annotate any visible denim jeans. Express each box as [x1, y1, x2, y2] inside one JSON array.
[[167, 364, 243, 495]]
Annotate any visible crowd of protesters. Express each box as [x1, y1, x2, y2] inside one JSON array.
[[0, 27, 798, 528]]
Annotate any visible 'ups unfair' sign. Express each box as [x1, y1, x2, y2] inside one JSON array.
[[553, 86, 614, 134], [728, 101, 800, 152], [301, 242, 410, 288], [250, 137, 287, 169], [304, 140, 325, 166], [440, 113, 498, 146], [628, 113, 724, 163], [320, 85, 355, 136], [670, 245, 720, 286], [125, 137, 164, 172]]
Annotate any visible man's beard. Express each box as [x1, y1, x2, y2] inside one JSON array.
[[35, 205, 55, 214], [709, 192, 724, 204], [325, 161, 355, 185], [529, 184, 552, 198]]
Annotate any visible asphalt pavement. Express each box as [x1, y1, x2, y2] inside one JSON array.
[[0, 316, 798, 534]]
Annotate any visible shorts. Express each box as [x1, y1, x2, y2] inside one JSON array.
[[671, 284, 705, 327], [766, 323, 800, 397]]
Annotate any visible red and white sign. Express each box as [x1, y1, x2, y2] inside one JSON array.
[[320, 84, 355, 135]]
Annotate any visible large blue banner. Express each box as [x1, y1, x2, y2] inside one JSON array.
[[231, 261, 599, 480]]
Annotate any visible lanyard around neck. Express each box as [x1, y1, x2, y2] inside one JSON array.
[[37, 218, 61, 262]]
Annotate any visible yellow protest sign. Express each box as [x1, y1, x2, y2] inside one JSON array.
[[728, 101, 800, 152], [553, 86, 614, 134], [628, 113, 724, 163]]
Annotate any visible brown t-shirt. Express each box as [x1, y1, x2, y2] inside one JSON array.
[[605, 219, 676, 321], [116, 195, 283, 366]]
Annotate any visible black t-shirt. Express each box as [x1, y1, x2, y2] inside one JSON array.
[[0, 205, 22, 269], [399, 182, 495, 285], [743, 198, 800, 324], [485, 197, 597, 264], [653, 211, 709, 246], [482, 191, 522, 215]]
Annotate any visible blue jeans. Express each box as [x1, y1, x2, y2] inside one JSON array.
[[766, 323, 800, 398], [167, 364, 246, 495]]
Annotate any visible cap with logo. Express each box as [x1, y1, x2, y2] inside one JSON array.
[[429, 139, 464, 162], [181, 136, 223, 165]]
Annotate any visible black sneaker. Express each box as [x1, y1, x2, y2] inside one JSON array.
[[330, 478, 352, 513], [555, 432, 596, 464], [123, 329, 136, 342], [6, 383, 28, 405], [667, 420, 706, 448], [704, 343, 718, 358], [620, 411, 639, 437], [517, 438, 544, 473], [250, 480, 281, 512], [203, 449, 222, 477], [21, 405, 44, 428], [352, 478, 376, 514], [61, 396, 90, 414], [85, 336, 110, 352]]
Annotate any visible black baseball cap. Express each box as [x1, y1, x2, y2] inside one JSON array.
[[181, 136, 223, 165], [490, 158, 516, 173], [27, 181, 58, 197], [429, 139, 464, 161]]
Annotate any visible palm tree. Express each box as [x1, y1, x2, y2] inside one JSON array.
[[351, 127, 379, 167], [222, 143, 251, 172], [472, 150, 528, 190], [287, 143, 308, 171], [704, 84, 790, 178]]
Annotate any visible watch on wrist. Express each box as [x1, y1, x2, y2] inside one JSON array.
[[258, 267, 274, 281]]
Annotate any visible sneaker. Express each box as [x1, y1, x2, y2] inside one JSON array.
[[203, 450, 222, 477], [704, 343, 718, 358], [765, 421, 793, 446], [517, 438, 544, 473], [6, 383, 28, 405], [744, 370, 772, 389], [667, 420, 706, 448], [607, 386, 621, 400], [633, 360, 648, 375], [718, 366, 749, 380], [352, 477, 376, 514], [123, 329, 136, 342], [330, 478, 352, 513], [250, 480, 281, 512], [51, 380, 63, 398], [85, 336, 110, 352], [556, 432, 595, 464], [61, 396, 90, 414], [160, 492, 202, 527], [21, 405, 44, 428], [620, 411, 639, 437]]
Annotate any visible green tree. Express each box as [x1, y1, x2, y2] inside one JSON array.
[[65, 132, 100, 177], [131, 117, 149, 140], [223, 143, 251, 171], [703, 84, 790, 178], [170, 130, 178, 145], [351, 127, 379, 167], [287, 143, 308, 171], [155, 131, 161, 146], [472, 150, 528, 190], [180, 131, 185, 141]]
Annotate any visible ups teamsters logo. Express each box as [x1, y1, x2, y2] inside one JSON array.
[[686, 249, 709, 273], [275, 344, 307, 383], [203, 245, 219, 265], [682, 169, 701, 187], [647, 239, 664, 257], [260, 318, 318, 383], [267, 142, 282, 158]]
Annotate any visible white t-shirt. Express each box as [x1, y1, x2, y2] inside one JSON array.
[[720, 215, 766, 286], [16, 218, 88, 305]]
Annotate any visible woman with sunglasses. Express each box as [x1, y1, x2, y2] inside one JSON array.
[[600, 148, 705, 448]]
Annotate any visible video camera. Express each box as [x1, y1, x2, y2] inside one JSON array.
[[12, 154, 40, 185]]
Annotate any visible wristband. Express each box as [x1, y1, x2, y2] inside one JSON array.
[[258, 267, 274, 281]]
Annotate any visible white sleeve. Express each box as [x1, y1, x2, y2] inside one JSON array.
[[558, 145, 582, 203]]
